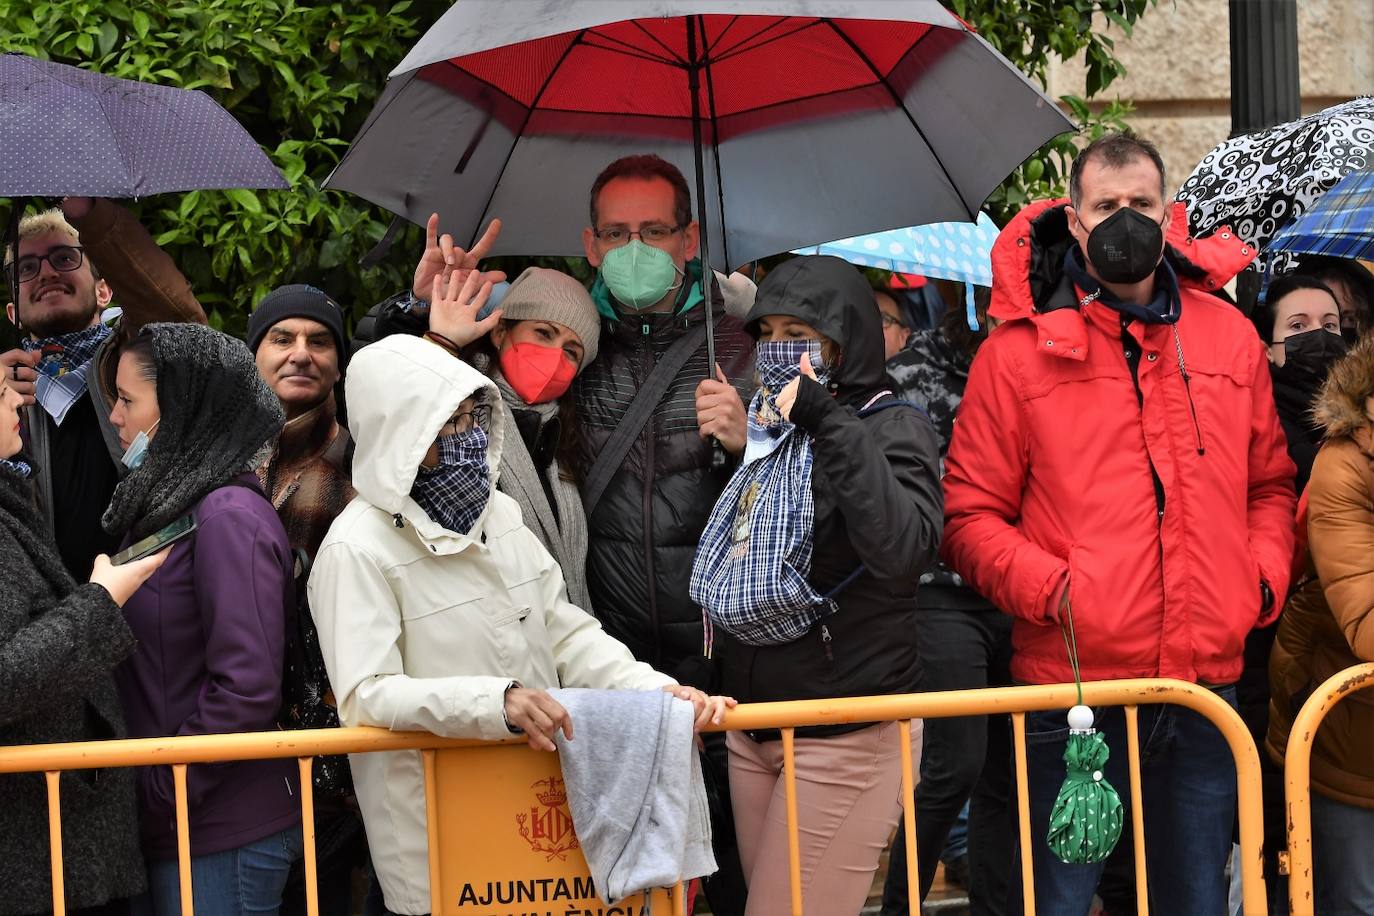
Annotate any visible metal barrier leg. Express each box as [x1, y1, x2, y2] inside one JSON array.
[[423, 749, 444, 916], [44, 771, 65, 916], [781, 727, 802, 916], [173, 763, 194, 916], [897, 719, 919, 916], [298, 757, 319, 916], [1011, 713, 1036, 916], [1124, 706, 1149, 916]]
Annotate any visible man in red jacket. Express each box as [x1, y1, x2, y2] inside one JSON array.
[[942, 133, 1296, 913]]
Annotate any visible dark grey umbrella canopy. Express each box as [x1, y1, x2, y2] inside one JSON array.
[[326, 0, 1073, 270], [0, 53, 288, 197]]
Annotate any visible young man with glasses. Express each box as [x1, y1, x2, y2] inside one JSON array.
[[0, 198, 204, 578]]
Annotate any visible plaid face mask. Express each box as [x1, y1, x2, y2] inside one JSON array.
[[411, 426, 491, 535], [754, 339, 831, 420]]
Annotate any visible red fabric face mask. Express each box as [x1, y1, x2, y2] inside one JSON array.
[[498, 341, 578, 404]]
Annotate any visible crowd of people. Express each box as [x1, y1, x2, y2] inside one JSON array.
[[1, 131, 1372, 916]]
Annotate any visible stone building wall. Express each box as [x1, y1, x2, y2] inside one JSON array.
[[1045, 0, 1374, 193]]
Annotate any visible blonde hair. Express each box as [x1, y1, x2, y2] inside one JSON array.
[[4, 209, 95, 276]]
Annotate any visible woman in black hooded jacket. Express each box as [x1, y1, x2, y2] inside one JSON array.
[[698, 255, 942, 915]]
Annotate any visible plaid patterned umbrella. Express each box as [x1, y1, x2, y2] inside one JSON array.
[[1267, 166, 1374, 262], [1176, 96, 1374, 257]]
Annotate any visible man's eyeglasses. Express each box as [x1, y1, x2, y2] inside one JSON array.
[[440, 403, 492, 435], [592, 224, 682, 247], [879, 313, 907, 331], [11, 245, 86, 284]]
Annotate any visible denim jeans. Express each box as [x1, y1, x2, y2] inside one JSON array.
[[1012, 686, 1238, 916], [1311, 792, 1374, 915], [137, 825, 304, 916]]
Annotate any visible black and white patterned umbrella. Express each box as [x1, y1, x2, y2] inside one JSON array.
[[1176, 96, 1374, 255]]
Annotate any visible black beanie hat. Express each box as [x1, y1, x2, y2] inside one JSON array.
[[246, 284, 348, 364]]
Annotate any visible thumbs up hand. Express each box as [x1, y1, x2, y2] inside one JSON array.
[[775, 350, 818, 423]]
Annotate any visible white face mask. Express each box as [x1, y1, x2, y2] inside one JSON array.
[[120, 419, 160, 470]]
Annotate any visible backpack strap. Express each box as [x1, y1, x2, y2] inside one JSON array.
[[581, 322, 709, 519]]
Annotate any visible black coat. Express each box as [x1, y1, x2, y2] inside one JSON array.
[[717, 256, 943, 729], [573, 302, 755, 676], [0, 464, 144, 913], [1270, 361, 1325, 494]]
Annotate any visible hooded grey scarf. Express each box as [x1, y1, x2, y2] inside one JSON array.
[[103, 323, 285, 541], [490, 367, 592, 613]]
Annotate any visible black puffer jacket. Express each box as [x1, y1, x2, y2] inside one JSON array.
[[717, 256, 943, 733], [574, 292, 754, 676], [0, 464, 145, 913]]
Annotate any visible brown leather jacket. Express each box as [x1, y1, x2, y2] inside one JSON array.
[[1268, 338, 1374, 808]]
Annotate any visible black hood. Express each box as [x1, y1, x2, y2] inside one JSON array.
[[745, 255, 888, 403]]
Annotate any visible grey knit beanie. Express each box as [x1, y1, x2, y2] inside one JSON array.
[[497, 267, 601, 369]]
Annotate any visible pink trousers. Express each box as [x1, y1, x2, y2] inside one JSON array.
[[727, 720, 922, 915]]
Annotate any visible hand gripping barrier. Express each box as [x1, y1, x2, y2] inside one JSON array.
[[0, 679, 1269, 916]]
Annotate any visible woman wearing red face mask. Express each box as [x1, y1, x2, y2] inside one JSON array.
[[419, 265, 602, 611]]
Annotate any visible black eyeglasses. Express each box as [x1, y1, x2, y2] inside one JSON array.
[[11, 245, 86, 283], [592, 224, 682, 247], [440, 403, 492, 435], [879, 313, 907, 331]]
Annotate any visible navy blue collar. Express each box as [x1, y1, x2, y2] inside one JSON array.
[[1063, 247, 1182, 326]]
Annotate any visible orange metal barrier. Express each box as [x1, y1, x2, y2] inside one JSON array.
[[1281, 662, 1374, 916], [0, 679, 1268, 916]]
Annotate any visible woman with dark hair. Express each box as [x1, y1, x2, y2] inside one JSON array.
[[1253, 273, 1348, 492], [1293, 255, 1374, 340], [106, 324, 301, 915], [691, 255, 943, 914], [0, 371, 167, 914]]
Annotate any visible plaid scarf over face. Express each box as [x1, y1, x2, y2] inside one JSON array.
[[21, 323, 112, 425], [410, 426, 491, 535], [690, 339, 837, 646]]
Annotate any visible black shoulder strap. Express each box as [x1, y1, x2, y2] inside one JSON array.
[[582, 322, 709, 519]]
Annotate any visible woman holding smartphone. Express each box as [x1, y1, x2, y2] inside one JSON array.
[[0, 369, 167, 914], [103, 322, 301, 916]]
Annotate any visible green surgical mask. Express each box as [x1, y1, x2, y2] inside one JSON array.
[[599, 240, 683, 311]]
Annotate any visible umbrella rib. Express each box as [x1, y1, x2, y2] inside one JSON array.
[[712, 19, 820, 65], [822, 19, 976, 221], [90, 79, 139, 195], [466, 32, 590, 249], [629, 20, 689, 66], [709, 16, 745, 56], [584, 28, 684, 68]]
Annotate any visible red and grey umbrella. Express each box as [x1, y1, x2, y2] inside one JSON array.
[[328, 0, 1072, 364]]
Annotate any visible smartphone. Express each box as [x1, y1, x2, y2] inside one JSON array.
[[111, 515, 197, 565]]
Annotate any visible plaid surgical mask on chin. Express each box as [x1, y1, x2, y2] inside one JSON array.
[[411, 426, 491, 535]]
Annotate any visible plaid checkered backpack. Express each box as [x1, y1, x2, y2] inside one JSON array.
[[690, 387, 907, 647]]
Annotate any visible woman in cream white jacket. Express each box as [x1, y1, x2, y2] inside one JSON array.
[[309, 274, 730, 916]]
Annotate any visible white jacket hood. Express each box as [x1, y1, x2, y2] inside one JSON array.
[[345, 335, 505, 536]]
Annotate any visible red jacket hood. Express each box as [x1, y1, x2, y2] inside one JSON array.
[[988, 199, 1258, 323]]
